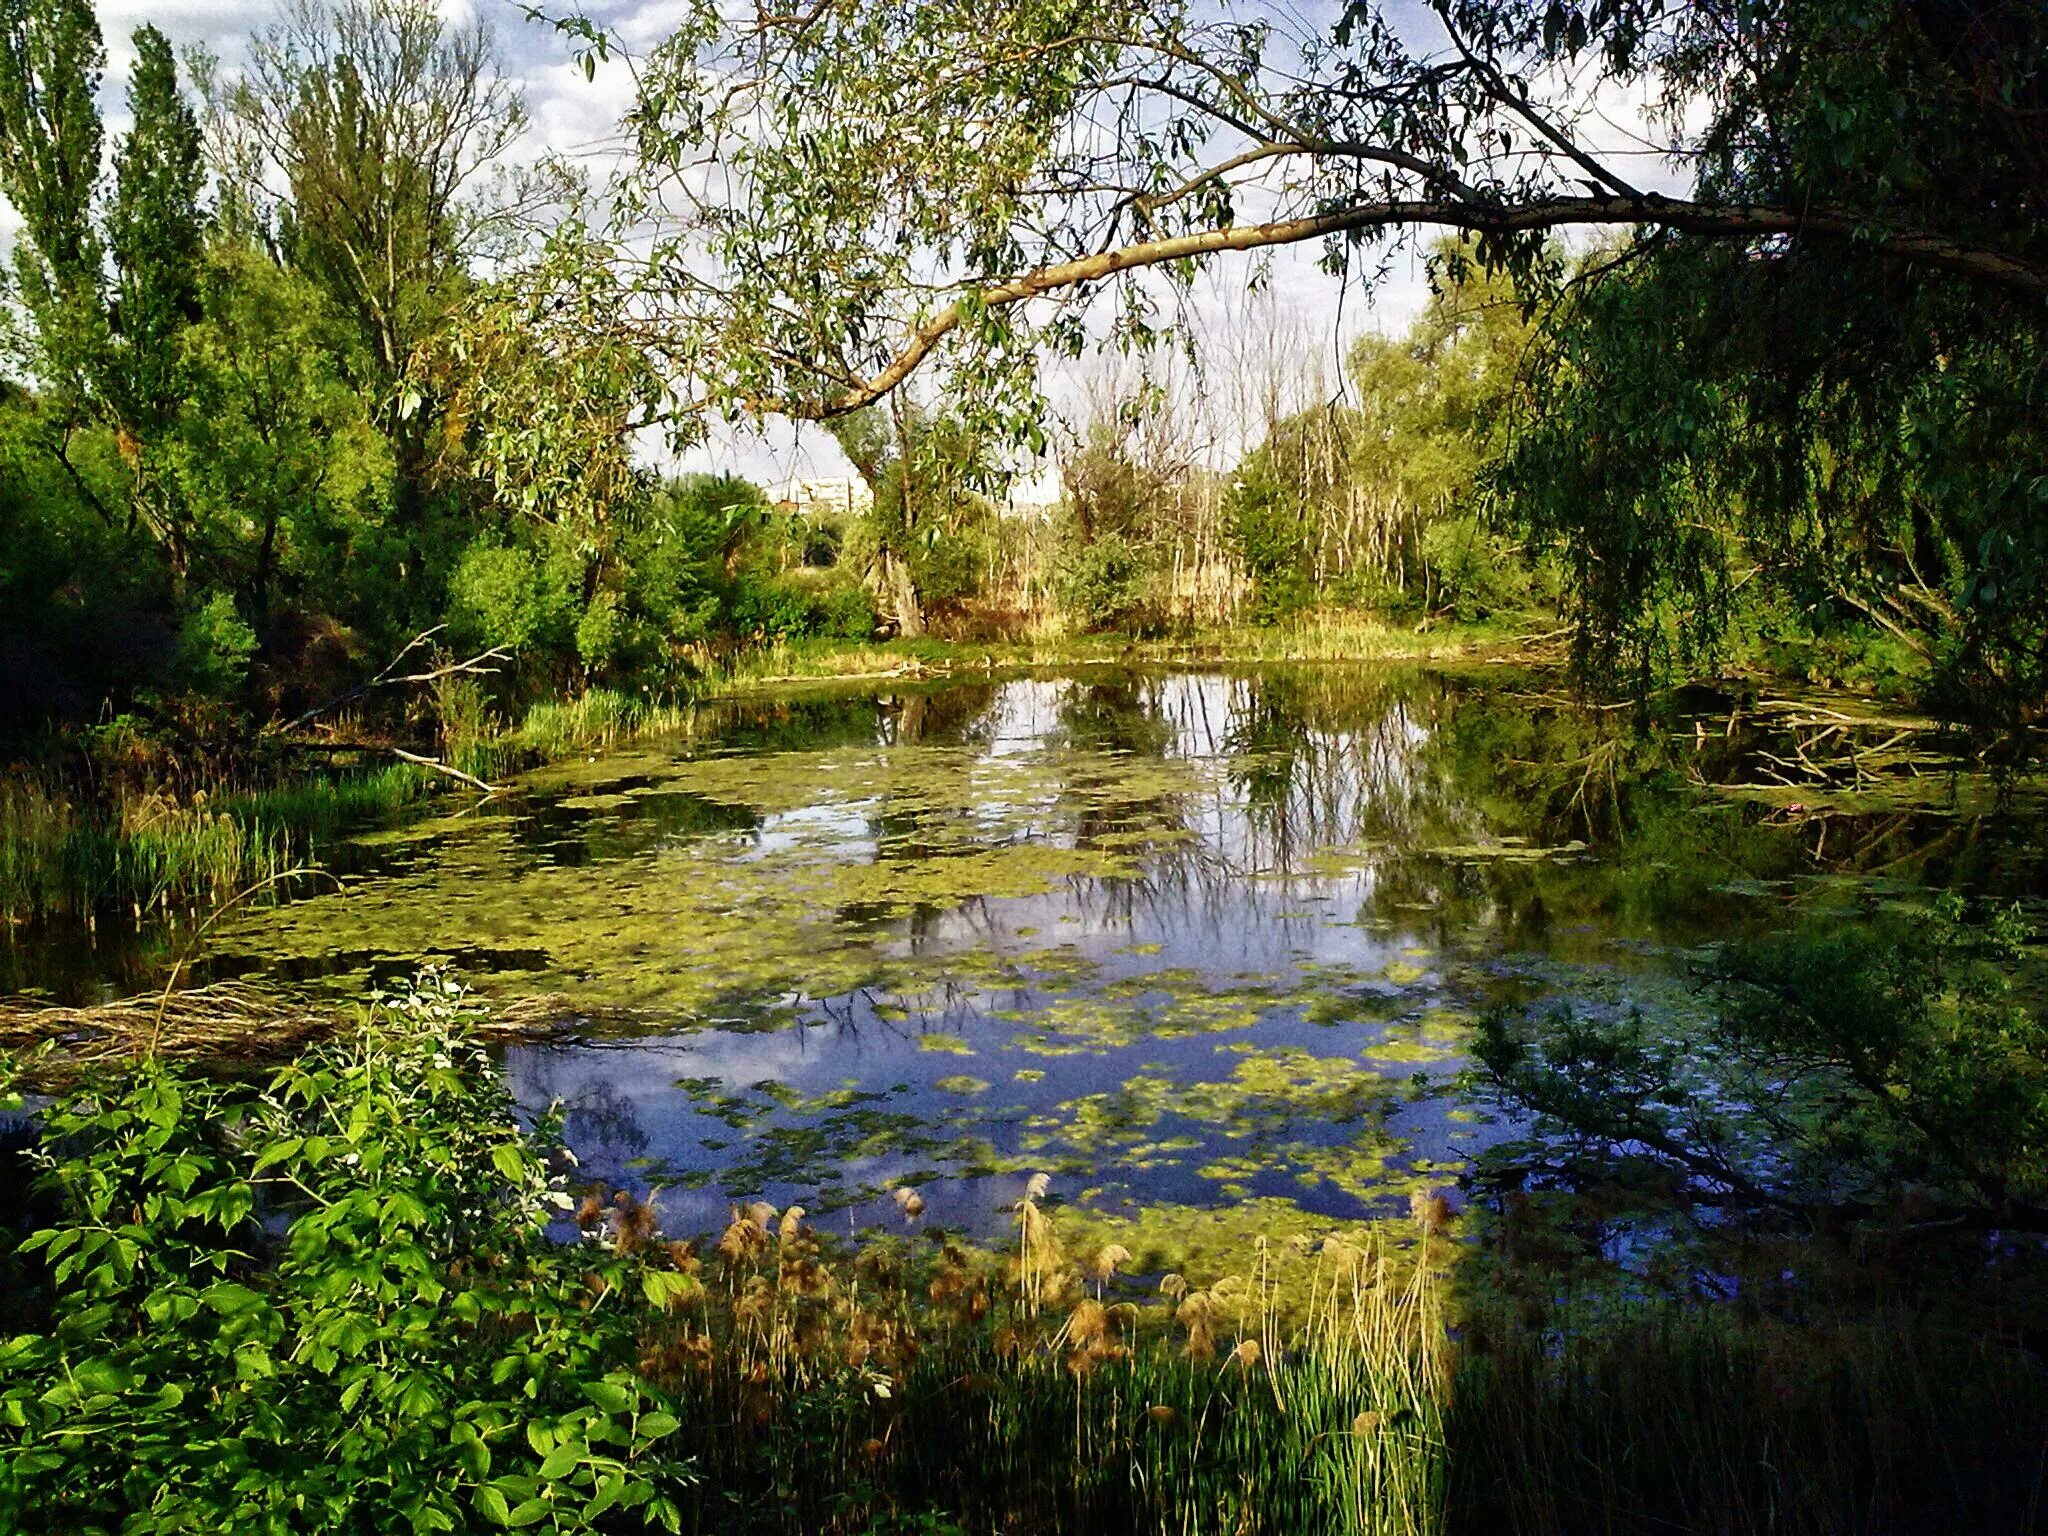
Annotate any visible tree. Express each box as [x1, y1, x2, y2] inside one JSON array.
[[563, 0, 2045, 427], [0, 0, 105, 408], [108, 25, 205, 441], [220, 0, 527, 494], [826, 401, 991, 637], [536, 0, 2047, 718], [0, 6, 214, 577]]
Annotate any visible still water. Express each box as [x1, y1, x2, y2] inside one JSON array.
[[19, 664, 2038, 1251]]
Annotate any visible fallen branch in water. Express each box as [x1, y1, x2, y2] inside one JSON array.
[[386, 746, 502, 794]]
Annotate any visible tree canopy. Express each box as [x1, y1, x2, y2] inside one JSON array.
[[532, 0, 2047, 721]]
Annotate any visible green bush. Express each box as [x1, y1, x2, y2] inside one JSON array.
[[1224, 468, 1313, 624], [725, 573, 819, 640], [1419, 515, 1527, 621], [0, 976, 692, 1534], [814, 578, 877, 639], [448, 541, 577, 656], [1056, 532, 1151, 632], [173, 591, 259, 694]]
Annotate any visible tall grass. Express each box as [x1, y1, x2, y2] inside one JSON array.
[[1448, 1298, 2048, 1535], [446, 686, 696, 780], [605, 1181, 1448, 1536], [0, 767, 432, 924], [584, 1172, 2048, 1536], [0, 684, 702, 925]]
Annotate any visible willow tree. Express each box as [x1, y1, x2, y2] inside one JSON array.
[[523, 0, 2047, 716]]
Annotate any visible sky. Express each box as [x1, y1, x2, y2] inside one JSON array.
[[13, 0, 1689, 493]]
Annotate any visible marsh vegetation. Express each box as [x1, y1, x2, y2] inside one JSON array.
[[4, 0, 2048, 1528]]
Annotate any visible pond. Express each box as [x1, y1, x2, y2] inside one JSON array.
[[12, 663, 2040, 1256]]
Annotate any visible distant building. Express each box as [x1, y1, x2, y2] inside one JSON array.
[[767, 475, 873, 519]]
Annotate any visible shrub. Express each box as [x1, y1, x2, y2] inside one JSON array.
[[0, 976, 691, 1534], [1419, 514, 1527, 621], [725, 572, 820, 641], [173, 591, 259, 694], [814, 579, 877, 639], [1056, 532, 1151, 632], [448, 541, 576, 656]]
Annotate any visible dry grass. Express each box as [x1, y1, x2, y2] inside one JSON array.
[[0, 980, 578, 1076]]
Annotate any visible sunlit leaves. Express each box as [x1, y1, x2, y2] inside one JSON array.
[[0, 974, 693, 1532]]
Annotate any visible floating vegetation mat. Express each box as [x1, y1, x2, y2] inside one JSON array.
[[17, 665, 2039, 1247], [0, 979, 583, 1076]]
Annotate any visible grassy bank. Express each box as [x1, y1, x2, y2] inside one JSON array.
[[709, 611, 1544, 690], [0, 767, 432, 925], [0, 691, 701, 926]]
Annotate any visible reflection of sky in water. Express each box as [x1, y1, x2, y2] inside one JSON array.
[[494, 672, 1559, 1241], [136, 661, 2029, 1245]]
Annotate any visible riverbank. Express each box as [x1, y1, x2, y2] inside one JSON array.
[[4, 982, 2041, 1535], [0, 615, 1541, 930]]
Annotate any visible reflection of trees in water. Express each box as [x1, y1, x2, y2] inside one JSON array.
[[876, 680, 1002, 748], [512, 1056, 654, 1186], [700, 666, 2032, 974]]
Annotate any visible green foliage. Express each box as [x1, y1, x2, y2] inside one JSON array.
[[1475, 897, 2047, 1231], [1056, 530, 1150, 632], [1225, 248, 1545, 626], [108, 24, 204, 436], [812, 579, 877, 641], [173, 592, 259, 694], [0, 0, 108, 404], [0, 975, 692, 1533], [449, 540, 577, 656], [1223, 458, 1313, 623], [1417, 515, 1526, 623], [1488, 5, 2048, 727]]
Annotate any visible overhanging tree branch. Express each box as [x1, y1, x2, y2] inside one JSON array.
[[753, 193, 2048, 420]]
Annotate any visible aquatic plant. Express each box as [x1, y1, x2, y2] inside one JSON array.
[[5, 971, 2045, 1533]]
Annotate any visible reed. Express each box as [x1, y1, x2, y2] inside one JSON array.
[[0, 768, 435, 924], [589, 1176, 2048, 1535], [608, 1182, 1449, 1535], [1447, 1296, 2048, 1535]]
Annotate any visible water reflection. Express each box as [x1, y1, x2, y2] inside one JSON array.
[[18, 664, 2040, 1244]]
